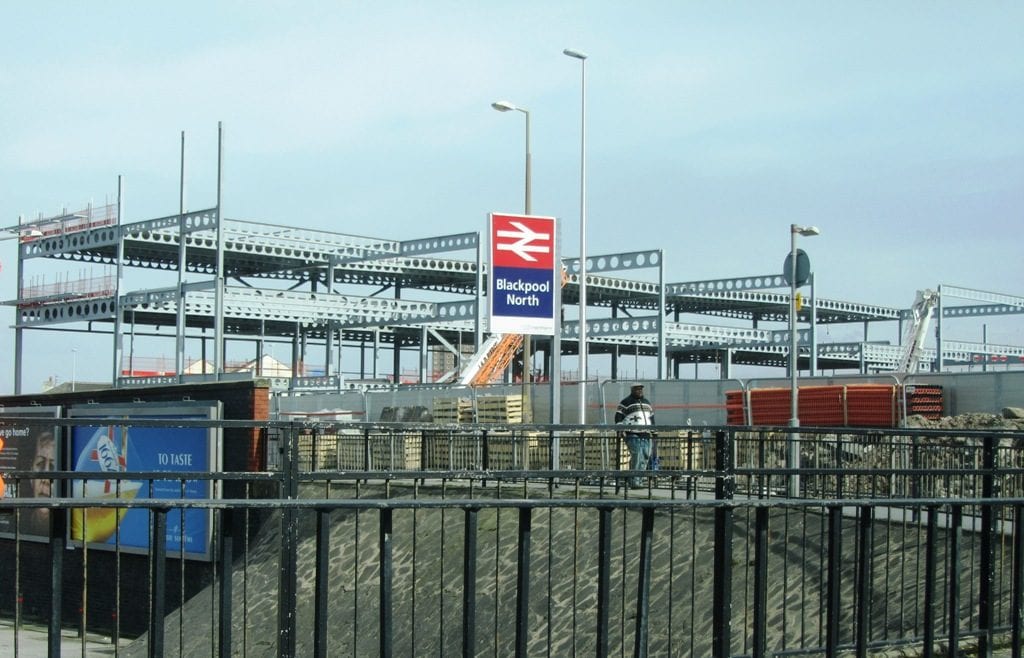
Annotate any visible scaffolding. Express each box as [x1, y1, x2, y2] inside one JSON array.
[[4, 133, 1023, 394]]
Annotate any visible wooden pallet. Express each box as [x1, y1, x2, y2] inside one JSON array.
[[557, 431, 628, 470], [477, 394, 524, 423], [422, 430, 481, 469], [483, 430, 545, 469], [432, 397, 474, 424], [369, 432, 422, 470], [653, 430, 706, 469]]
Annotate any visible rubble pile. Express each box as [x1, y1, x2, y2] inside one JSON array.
[[903, 407, 1024, 432]]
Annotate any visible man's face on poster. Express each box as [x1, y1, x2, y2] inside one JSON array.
[[31, 434, 55, 498]]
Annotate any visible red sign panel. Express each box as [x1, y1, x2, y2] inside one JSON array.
[[488, 213, 557, 336], [491, 214, 555, 269]]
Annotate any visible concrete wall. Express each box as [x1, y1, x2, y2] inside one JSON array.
[[274, 371, 1024, 426]]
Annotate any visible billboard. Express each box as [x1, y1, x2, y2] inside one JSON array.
[[68, 402, 221, 560], [489, 213, 557, 335], [0, 406, 61, 542]]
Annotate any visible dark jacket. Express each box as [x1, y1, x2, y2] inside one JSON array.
[[615, 394, 654, 435]]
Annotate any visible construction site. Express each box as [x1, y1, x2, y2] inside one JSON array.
[[2, 135, 1023, 411]]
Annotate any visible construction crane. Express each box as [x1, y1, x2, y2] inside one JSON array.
[[896, 289, 939, 373]]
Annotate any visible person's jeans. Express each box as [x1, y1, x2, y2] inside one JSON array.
[[624, 434, 652, 488]]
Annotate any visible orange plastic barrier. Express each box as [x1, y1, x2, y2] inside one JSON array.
[[725, 384, 942, 427]]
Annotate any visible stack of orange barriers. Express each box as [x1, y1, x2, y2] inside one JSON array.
[[725, 384, 942, 427]]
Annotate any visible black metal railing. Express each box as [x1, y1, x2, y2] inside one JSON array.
[[1, 419, 1022, 657]]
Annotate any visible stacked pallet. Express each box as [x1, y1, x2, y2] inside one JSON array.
[[422, 430, 480, 469], [431, 397, 474, 424], [369, 433, 422, 470], [422, 431, 452, 469], [298, 431, 342, 470], [654, 430, 706, 470], [483, 430, 545, 469], [477, 394, 524, 423], [557, 431, 628, 470]]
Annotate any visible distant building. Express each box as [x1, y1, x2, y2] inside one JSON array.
[[227, 354, 293, 377]]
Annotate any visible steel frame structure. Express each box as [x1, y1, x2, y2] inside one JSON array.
[[4, 157, 1023, 392]]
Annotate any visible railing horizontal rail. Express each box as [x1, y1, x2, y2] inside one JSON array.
[[2, 419, 1023, 656]]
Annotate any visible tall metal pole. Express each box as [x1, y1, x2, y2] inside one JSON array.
[[523, 109, 533, 403], [112, 176, 125, 386], [788, 224, 820, 497], [491, 100, 534, 395], [176, 131, 187, 382], [788, 225, 800, 498], [14, 215, 24, 394], [564, 48, 588, 424], [214, 122, 225, 380]]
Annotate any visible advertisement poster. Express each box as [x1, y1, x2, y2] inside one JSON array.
[[0, 406, 61, 541], [69, 402, 221, 560]]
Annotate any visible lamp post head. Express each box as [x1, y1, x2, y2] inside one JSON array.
[[563, 48, 588, 60], [491, 100, 516, 112], [792, 224, 821, 237]]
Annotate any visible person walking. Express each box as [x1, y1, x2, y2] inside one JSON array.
[[615, 383, 655, 489]]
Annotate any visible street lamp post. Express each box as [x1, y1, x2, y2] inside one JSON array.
[[564, 47, 588, 425], [788, 224, 820, 497], [491, 100, 533, 404]]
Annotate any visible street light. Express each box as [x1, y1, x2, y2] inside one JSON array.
[[491, 99, 534, 395], [564, 47, 588, 424], [788, 223, 820, 497], [0, 227, 42, 241]]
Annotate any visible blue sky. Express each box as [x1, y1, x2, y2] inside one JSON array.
[[1, 1, 1022, 392]]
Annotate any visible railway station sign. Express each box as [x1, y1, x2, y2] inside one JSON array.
[[489, 213, 557, 335]]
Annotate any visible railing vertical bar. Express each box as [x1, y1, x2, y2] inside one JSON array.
[[483, 428, 490, 472], [633, 507, 654, 658], [922, 505, 938, 658], [856, 505, 873, 658], [178, 480, 186, 657], [826, 505, 842, 656], [149, 507, 168, 658], [948, 505, 962, 656], [1012, 504, 1023, 658], [515, 506, 532, 658], [48, 500, 66, 657], [278, 424, 299, 658], [362, 428, 371, 473], [462, 506, 478, 658], [380, 507, 394, 658], [752, 506, 769, 658], [978, 435, 996, 658], [597, 506, 612, 658], [713, 429, 734, 658], [313, 508, 331, 658], [219, 508, 234, 657]]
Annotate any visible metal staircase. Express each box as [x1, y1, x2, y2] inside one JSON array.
[[896, 289, 939, 373], [456, 333, 524, 386]]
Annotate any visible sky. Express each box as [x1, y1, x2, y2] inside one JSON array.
[[1, 1, 1022, 392]]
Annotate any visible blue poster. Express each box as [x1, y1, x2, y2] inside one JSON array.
[[69, 403, 220, 560]]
